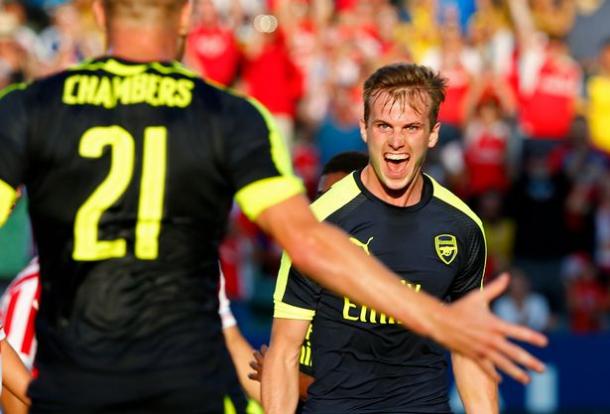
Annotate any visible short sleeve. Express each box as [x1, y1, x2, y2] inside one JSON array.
[[273, 253, 321, 321], [0, 84, 29, 226], [448, 222, 487, 301], [222, 97, 304, 221], [0, 326, 5, 341]]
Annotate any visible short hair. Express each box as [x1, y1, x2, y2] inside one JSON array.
[[362, 63, 447, 127], [102, 0, 187, 23], [322, 152, 369, 176]]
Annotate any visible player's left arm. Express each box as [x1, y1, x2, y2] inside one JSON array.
[[450, 221, 498, 413], [1, 338, 31, 406], [261, 318, 310, 414], [452, 353, 498, 413]]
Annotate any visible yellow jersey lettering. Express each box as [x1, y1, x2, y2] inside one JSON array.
[[342, 297, 359, 321], [342, 280, 421, 324], [93, 76, 115, 108], [62, 75, 79, 104], [159, 77, 176, 107], [131, 74, 147, 103], [78, 75, 100, 104], [175, 79, 194, 107], [146, 75, 161, 106], [63, 73, 193, 108]]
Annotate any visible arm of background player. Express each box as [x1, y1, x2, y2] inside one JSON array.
[[255, 195, 547, 384], [249, 345, 313, 402], [452, 353, 498, 414], [223, 325, 260, 403], [262, 318, 309, 414], [1, 339, 31, 406], [1, 390, 28, 414]]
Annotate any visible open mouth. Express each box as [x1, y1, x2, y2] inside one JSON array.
[[384, 153, 409, 177]]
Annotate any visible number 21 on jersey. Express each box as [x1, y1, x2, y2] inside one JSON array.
[[73, 125, 166, 261]]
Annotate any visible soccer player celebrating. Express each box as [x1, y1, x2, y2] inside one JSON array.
[[264, 63, 500, 413], [0, 1, 544, 412]]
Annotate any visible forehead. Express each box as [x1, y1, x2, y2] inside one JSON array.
[[368, 90, 429, 123]]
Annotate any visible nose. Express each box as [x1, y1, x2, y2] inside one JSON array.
[[387, 131, 405, 150]]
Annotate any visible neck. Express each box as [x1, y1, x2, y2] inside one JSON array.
[[361, 166, 425, 208], [106, 24, 180, 62]]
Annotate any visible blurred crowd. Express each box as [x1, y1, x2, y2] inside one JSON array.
[[1, 0, 610, 334]]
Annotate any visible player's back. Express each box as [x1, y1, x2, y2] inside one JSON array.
[[1, 56, 275, 408]]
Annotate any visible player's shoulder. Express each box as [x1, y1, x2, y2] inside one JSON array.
[[311, 172, 362, 221], [426, 174, 483, 231]]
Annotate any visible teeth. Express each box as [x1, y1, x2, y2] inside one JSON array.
[[385, 154, 408, 161]]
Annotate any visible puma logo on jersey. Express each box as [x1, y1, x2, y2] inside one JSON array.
[[349, 236, 374, 255]]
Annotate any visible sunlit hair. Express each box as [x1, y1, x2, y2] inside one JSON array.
[[363, 63, 447, 127], [102, 0, 187, 23]]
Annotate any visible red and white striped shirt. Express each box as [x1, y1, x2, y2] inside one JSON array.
[[0, 258, 40, 371]]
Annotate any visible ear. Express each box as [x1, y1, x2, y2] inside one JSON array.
[[428, 122, 440, 149], [92, 0, 106, 31], [359, 118, 368, 144], [179, 0, 193, 36]]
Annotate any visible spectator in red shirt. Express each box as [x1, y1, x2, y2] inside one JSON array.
[[185, 0, 242, 86]]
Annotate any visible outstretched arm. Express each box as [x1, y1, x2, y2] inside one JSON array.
[[256, 195, 547, 384]]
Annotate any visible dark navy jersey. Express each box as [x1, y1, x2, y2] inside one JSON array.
[[0, 56, 303, 409], [275, 171, 486, 414]]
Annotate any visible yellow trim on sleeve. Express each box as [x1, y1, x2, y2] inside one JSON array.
[[235, 176, 304, 221], [428, 175, 487, 288], [310, 172, 361, 221], [274, 301, 316, 321], [0, 179, 18, 227], [246, 97, 294, 177], [0, 83, 27, 101], [272, 172, 362, 318]]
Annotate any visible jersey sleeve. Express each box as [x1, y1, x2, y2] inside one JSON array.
[[0, 85, 29, 226], [273, 252, 321, 321], [222, 97, 304, 221], [448, 221, 487, 301]]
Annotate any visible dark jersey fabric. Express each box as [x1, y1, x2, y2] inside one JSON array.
[[276, 171, 486, 414], [0, 56, 300, 411]]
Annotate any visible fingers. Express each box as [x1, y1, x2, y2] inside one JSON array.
[[475, 358, 501, 384], [492, 333, 546, 373], [500, 319, 548, 348], [482, 273, 510, 302], [487, 347, 530, 384]]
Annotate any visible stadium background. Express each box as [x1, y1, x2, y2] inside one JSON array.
[[0, 0, 609, 412]]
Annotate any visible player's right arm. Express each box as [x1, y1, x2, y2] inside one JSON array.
[[261, 318, 309, 414], [1, 337, 31, 406]]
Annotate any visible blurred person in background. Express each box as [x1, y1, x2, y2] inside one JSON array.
[[421, 19, 481, 146], [509, 150, 570, 314], [0, 10, 30, 88], [241, 17, 304, 152], [563, 253, 610, 333], [493, 267, 552, 332], [37, 1, 102, 75], [594, 171, 610, 280], [586, 37, 610, 156], [314, 84, 365, 167], [477, 190, 515, 277], [508, 0, 582, 162], [529, 0, 576, 38], [184, 0, 242, 86]]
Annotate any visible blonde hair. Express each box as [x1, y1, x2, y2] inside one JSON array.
[[363, 63, 447, 127]]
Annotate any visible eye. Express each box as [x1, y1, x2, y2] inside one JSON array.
[[406, 125, 420, 132], [377, 123, 391, 131]]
